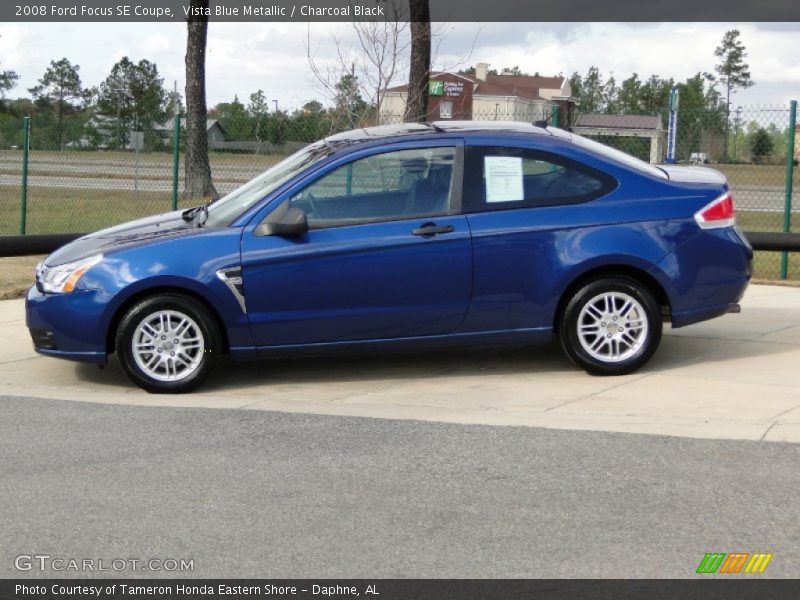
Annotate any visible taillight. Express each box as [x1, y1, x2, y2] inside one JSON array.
[[694, 192, 735, 229]]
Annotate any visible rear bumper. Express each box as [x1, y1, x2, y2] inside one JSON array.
[[660, 226, 752, 328], [671, 300, 745, 328], [26, 286, 108, 364]]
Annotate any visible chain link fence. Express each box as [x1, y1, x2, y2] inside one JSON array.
[[0, 113, 305, 236], [1, 103, 796, 280], [572, 104, 798, 280]]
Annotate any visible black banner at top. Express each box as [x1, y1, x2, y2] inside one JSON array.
[[4, 0, 800, 23]]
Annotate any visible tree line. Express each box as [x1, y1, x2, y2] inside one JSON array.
[[567, 30, 786, 163], [0, 54, 182, 151], [0, 27, 787, 164], [0, 51, 388, 153]]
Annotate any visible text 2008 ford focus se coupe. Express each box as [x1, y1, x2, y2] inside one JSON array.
[[27, 122, 752, 393]]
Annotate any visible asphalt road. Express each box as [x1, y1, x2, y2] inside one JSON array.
[[1, 395, 798, 579], [0, 173, 247, 194]]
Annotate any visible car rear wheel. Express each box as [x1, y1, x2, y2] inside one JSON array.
[[559, 277, 662, 376], [115, 293, 222, 393]]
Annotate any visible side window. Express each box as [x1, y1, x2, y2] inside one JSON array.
[[289, 147, 455, 228], [463, 146, 615, 213]]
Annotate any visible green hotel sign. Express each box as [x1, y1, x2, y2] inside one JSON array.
[[428, 81, 444, 96]]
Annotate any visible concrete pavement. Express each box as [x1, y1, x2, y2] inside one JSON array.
[[1, 283, 800, 443], [2, 396, 798, 578]]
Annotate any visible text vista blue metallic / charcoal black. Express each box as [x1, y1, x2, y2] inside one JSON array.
[[26, 122, 752, 393]]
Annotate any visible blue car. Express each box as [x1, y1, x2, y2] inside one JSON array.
[[27, 122, 752, 393]]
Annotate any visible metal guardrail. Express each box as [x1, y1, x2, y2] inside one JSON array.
[[0, 233, 85, 257], [1, 231, 799, 258], [745, 232, 800, 252]]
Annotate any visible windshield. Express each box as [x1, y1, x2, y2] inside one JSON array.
[[569, 133, 667, 179], [205, 141, 333, 227]]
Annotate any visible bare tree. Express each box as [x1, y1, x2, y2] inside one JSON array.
[[305, 4, 477, 128], [305, 0, 411, 128], [404, 0, 431, 123], [184, 0, 217, 201]]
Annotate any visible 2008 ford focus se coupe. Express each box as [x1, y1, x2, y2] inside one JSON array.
[[27, 122, 752, 393]]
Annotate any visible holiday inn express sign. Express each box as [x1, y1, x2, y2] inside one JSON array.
[[428, 81, 444, 97]]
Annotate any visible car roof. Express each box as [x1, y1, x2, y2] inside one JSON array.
[[325, 121, 570, 144]]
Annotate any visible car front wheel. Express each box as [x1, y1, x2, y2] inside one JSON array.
[[115, 293, 222, 393], [559, 277, 662, 376]]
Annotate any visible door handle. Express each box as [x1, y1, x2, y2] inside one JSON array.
[[412, 223, 454, 237]]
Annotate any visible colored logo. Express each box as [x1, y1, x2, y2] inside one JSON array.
[[428, 81, 444, 96], [696, 552, 773, 574]]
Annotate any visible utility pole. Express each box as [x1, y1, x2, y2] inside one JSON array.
[[112, 87, 127, 149], [733, 106, 742, 161], [349, 62, 355, 128]]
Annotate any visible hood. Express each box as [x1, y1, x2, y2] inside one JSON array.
[[657, 165, 727, 185], [45, 210, 202, 266]]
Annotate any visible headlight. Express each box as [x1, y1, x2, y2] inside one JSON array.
[[37, 254, 103, 294]]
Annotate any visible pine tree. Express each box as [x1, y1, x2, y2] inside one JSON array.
[[712, 30, 754, 160]]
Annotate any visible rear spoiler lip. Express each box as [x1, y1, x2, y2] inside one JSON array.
[[657, 164, 728, 185]]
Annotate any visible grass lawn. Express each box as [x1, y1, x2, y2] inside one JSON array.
[[0, 186, 199, 235], [737, 210, 799, 232], [713, 163, 793, 188], [0, 255, 42, 300], [750, 251, 800, 281]]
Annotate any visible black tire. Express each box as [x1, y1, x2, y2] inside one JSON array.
[[115, 293, 222, 393], [559, 277, 662, 376]]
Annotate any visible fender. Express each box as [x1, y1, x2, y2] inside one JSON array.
[[76, 229, 254, 352], [550, 221, 681, 314]]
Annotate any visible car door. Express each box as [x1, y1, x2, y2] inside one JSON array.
[[240, 141, 472, 347], [458, 142, 616, 333]]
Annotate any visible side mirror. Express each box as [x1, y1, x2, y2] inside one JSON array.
[[255, 206, 309, 237]]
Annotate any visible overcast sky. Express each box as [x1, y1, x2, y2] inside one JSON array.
[[1, 22, 798, 110]]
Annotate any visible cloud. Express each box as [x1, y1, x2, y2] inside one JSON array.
[[434, 22, 800, 105], [1, 22, 797, 110], [138, 33, 173, 56], [0, 25, 29, 69]]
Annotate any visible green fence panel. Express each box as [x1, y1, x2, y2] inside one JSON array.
[[19, 116, 30, 235], [171, 112, 181, 212], [781, 100, 797, 279]]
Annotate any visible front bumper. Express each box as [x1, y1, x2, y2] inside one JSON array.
[[26, 286, 108, 364]]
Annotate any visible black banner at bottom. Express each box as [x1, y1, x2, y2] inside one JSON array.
[[3, 580, 800, 600]]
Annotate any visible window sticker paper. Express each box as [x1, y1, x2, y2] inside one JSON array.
[[485, 156, 524, 202]]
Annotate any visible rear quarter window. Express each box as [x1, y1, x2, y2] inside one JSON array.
[[569, 133, 668, 179], [463, 146, 617, 213]]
